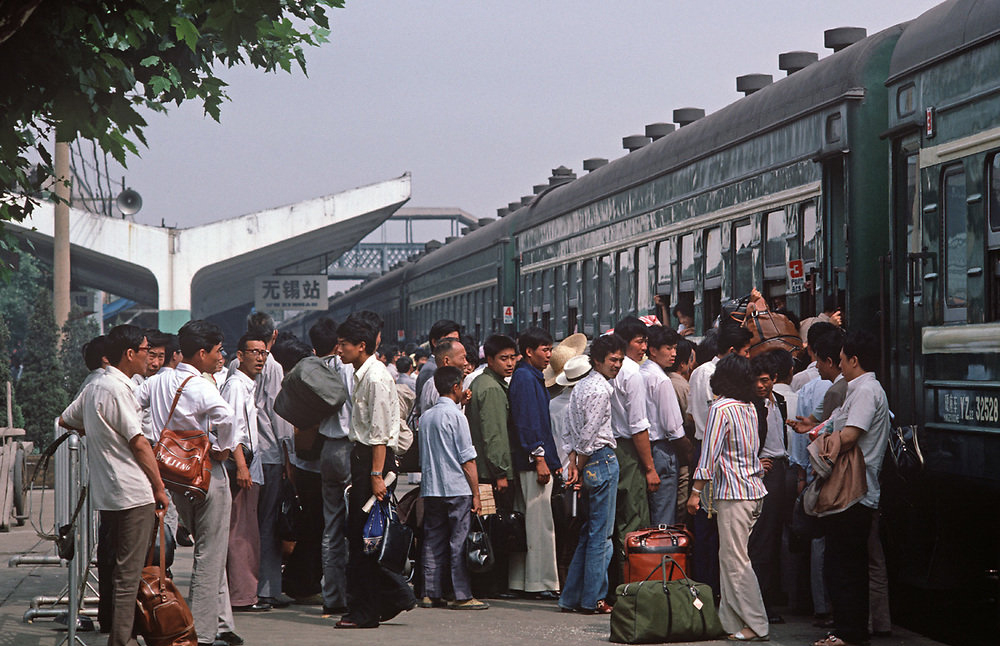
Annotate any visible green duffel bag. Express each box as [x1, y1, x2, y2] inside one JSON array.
[[610, 556, 725, 644]]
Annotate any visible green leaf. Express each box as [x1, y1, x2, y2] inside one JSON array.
[[173, 16, 201, 51]]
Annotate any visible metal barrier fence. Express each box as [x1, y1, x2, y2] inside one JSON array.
[[8, 420, 99, 645]]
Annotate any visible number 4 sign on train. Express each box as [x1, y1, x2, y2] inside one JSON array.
[[787, 259, 806, 294], [502, 305, 514, 324]]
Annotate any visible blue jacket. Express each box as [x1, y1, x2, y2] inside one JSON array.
[[508, 361, 561, 473]]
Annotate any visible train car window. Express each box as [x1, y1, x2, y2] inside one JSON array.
[[618, 250, 635, 318], [542, 268, 553, 311], [764, 209, 786, 268], [656, 239, 673, 289], [490, 286, 497, 330], [679, 234, 696, 285], [801, 202, 818, 264], [705, 228, 722, 281], [896, 83, 915, 117], [599, 254, 613, 330], [943, 165, 969, 318], [990, 155, 1000, 234], [734, 222, 754, 298], [825, 114, 842, 144], [636, 246, 651, 315], [904, 151, 922, 296], [582, 258, 595, 335], [554, 265, 564, 334]]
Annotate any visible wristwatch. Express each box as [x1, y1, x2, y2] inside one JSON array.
[[370, 470, 382, 477]]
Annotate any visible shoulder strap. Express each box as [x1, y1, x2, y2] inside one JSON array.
[[162, 375, 197, 431]]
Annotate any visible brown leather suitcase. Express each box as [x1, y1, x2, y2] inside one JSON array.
[[624, 524, 692, 583]]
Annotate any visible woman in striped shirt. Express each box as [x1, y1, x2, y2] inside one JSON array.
[[686, 354, 768, 642]]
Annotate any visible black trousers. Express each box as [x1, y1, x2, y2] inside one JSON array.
[[748, 457, 789, 613], [345, 443, 416, 626], [823, 502, 872, 644], [282, 466, 324, 599]]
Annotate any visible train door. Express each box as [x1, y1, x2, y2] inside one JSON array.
[[798, 200, 819, 318], [989, 156, 1000, 322], [703, 227, 722, 327], [889, 136, 923, 418]]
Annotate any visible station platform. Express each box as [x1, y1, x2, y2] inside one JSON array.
[[1, 490, 946, 646]]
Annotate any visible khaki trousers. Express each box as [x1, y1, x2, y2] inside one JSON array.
[[509, 471, 559, 592], [715, 498, 768, 638]]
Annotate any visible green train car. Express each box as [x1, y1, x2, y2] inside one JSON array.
[[882, 1, 1000, 643]]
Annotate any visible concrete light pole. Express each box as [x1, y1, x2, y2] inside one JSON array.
[[53, 140, 71, 335]]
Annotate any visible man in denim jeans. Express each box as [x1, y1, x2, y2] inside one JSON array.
[[559, 334, 626, 615]]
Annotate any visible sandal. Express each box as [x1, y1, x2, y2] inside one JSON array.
[[727, 629, 769, 642]]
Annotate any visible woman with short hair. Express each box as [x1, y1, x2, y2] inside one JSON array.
[[686, 353, 768, 642]]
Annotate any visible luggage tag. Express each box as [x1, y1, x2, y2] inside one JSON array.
[[690, 586, 703, 610]]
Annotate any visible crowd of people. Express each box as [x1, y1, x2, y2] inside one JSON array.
[[60, 297, 892, 646]]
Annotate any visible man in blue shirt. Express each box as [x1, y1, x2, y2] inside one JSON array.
[[508, 327, 562, 598], [419, 366, 487, 610]]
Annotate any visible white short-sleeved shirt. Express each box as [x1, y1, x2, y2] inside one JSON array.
[[689, 356, 720, 441], [611, 356, 651, 439], [639, 360, 685, 442], [60, 366, 154, 511], [830, 372, 891, 508], [137, 362, 236, 452], [220, 368, 264, 485]]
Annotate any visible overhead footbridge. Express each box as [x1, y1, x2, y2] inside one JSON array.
[[7, 174, 411, 332]]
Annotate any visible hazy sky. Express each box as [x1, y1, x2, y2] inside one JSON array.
[[108, 0, 942, 230]]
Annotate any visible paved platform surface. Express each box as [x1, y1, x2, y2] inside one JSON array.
[[1, 491, 947, 646]]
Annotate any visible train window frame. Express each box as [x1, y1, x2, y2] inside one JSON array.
[[679, 233, 696, 289], [942, 164, 969, 321], [825, 113, 843, 144], [988, 154, 1000, 241], [582, 257, 595, 335], [800, 201, 818, 265], [617, 249, 635, 319], [636, 245, 651, 315], [598, 254, 613, 330], [704, 227, 722, 289], [896, 83, 916, 118], [655, 239, 673, 291], [733, 220, 754, 298], [763, 209, 787, 276]]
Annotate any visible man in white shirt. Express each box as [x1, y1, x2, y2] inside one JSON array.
[[609, 317, 656, 598], [60, 325, 169, 646], [137, 320, 237, 646], [221, 334, 269, 613], [335, 313, 415, 629], [641, 326, 692, 526], [418, 338, 469, 415], [308, 317, 354, 617]]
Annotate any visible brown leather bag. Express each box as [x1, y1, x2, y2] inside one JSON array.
[[155, 376, 212, 502], [134, 509, 197, 646]]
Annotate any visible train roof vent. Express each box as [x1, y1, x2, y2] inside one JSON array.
[[548, 166, 576, 185], [778, 51, 818, 75], [445, 236, 458, 244], [497, 207, 509, 218], [461, 227, 470, 235], [645, 123, 675, 140], [736, 73, 773, 96], [673, 107, 705, 127], [824, 27, 866, 52], [623, 135, 650, 151], [508, 200, 522, 211], [521, 195, 534, 206], [583, 157, 609, 172], [425, 239, 442, 252], [533, 183, 548, 194], [478, 217, 493, 227]]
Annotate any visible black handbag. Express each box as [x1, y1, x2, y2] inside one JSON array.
[[482, 511, 527, 554], [889, 424, 924, 480], [465, 514, 495, 574], [276, 446, 303, 542], [377, 497, 414, 575], [790, 486, 823, 542]]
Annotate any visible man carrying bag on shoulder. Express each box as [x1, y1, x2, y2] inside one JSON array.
[[138, 320, 237, 646]]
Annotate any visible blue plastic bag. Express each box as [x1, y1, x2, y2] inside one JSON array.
[[362, 501, 389, 555]]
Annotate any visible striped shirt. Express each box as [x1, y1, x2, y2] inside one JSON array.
[[692, 397, 767, 501]]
